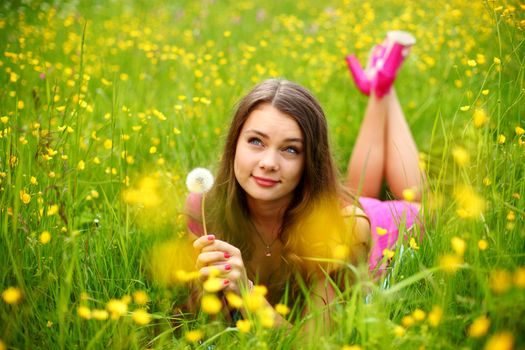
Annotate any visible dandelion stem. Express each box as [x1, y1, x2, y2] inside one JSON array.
[[201, 193, 208, 236]]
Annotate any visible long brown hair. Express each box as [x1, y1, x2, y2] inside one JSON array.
[[208, 78, 348, 274]]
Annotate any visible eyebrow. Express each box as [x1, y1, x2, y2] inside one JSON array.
[[243, 129, 304, 143]]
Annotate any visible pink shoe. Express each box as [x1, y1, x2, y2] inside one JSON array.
[[372, 31, 416, 98], [345, 45, 385, 96]]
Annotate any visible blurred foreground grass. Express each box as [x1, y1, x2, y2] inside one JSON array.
[[1, 0, 524, 349]]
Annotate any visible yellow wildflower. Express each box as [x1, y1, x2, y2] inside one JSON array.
[[236, 319, 251, 333], [460, 105, 470, 112], [47, 320, 53, 327], [439, 254, 462, 273], [451, 236, 466, 256], [490, 269, 511, 294], [428, 305, 443, 327], [333, 244, 350, 259], [506, 211, 515, 221], [484, 332, 514, 350], [516, 126, 525, 136], [412, 308, 426, 321], [259, 307, 275, 328], [39, 231, 51, 244], [275, 303, 290, 316], [497, 134, 506, 144], [382, 249, 395, 259], [401, 315, 415, 328], [19, 190, 31, 204], [30, 176, 38, 185], [342, 346, 362, 350], [452, 146, 469, 166], [493, 57, 501, 64], [106, 299, 128, 319], [376, 227, 388, 236], [394, 325, 405, 337], [225, 292, 243, 309], [203, 277, 224, 293], [91, 309, 109, 320], [201, 294, 222, 315], [2, 287, 22, 304], [478, 239, 489, 251], [409, 237, 419, 250], [185, 329, 204, 342], [77, 160, 85, 171], [473, 109, 488, 128], [468, 315, 490, 338], [133, 290, 148, 305], [402, 188, 416, 202], [132, 309, 151, 325], [77, 306, 91, 319]]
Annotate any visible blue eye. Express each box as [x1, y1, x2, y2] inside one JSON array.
[[284, 146, 299, 155], [248, 137, 263, 146]]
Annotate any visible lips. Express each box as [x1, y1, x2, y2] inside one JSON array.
[[252, 175, 280, 187]]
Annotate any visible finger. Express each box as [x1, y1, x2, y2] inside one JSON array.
[[192, 234, 216, 250], [196, 252, 231, 269], [201, 240, 240, 256]]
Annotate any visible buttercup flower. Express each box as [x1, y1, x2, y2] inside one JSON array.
[[186, 168, 214, 194]]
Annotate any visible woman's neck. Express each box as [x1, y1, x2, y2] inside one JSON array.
[[247, 198, 288, 239]]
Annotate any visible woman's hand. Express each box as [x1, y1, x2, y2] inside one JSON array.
[[193, 234, 251, 295]]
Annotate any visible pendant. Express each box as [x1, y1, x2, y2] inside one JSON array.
[[265, 245, 272, 257]]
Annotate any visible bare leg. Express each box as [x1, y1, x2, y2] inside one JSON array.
[[384, 88, 424, 200], [347, 94, 388, 198]]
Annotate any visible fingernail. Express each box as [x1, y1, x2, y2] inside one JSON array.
[[207, 234, 215, 241], [223, 279, 230, 285], [224, 252, 231, 259], [224, 264, 231, 271]]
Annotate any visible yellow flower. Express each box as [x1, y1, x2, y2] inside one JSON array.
[[428, 305, 443, 327], [225, 292, 243, 309], [451, 237, 466, 256], [333, 244, 350, 259], [394, 325, 405, 337], [201, 294, 222, 315], [2, 287, 22, 304], [376, 226, 388, 236], [259, 307, 275, 328], [484, 331, 514, 350], [106, 299, 128, 319], [409, 237, 419, 250], [19, 190, 31, 204], [30, 176, 38, 185], [401, 315, 414, 328], [506, 211, 515, 221], [493, 57, 501, 64], [133, 290, 149, 305], [514, 267, 525, 288], [483, 177, 492, 186], [473, 109, 488, 128], [516, 126, 525, 136], [490, 269, 511, 294], [236, 319, 251, 333], [103, 139, 112, 149], [402, 188, 416, 202], [253, 285, 268, 296], [47, 320, 53, 327], [244, 292, 265, 312], [91, 309, 109, 320], [460, 105, 470, 112], [439, 254, 462, 273], [452, 146, 470, 166], [77, 160, 85, 170], [482, 89, 490, 95], [275, 303, 290, 316], [0, 339, 5, 350], [185, 329, 204, 342], [342, 346, 362, 350], [468, 315, 490, 337], [412, 308, 426, 321], [497, 134, 506, 144], [454, 185, 485, 219], [132, 309, 151, 325], [478, 239, 489, 251], [77, 306, 91, 319], [382, 249, 395, 259], [39, 231, 51, 244], [203, 277, 224, 293], [47, 204, 59, 216]]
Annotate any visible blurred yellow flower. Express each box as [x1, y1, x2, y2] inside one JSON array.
[[91, 309, 109, 320], [402, 188, 416, 202], [478, 239, 489, 251], [473, 109, 488, 128], [409, 237, 419, 250], [401, 315, 414, 328], [77, 306, 91, 319], [275, 303, 290, 316], [106, 299, 128, 319], [452, 146, 470, 166], [468, 315, 490, 337], [451, 237, 466, 256], [236, 319, 251, 333], [412, 308, 426, 321], [133, 290, 149, 305], [382, 249, 395, 259], [333, 244, 350, 259], [342, 346, 362, 350], [225, 292, 243, 309], [454, 185, 485, 219], [39, 231, 51, 244], [484, 331, 514, 350], [0, 339, 5, 350], [77, 160, 85, 171], [493, 57, 501, 64], [490, 269, 511, 294], [47, 320, 53, 327], [47, 204, 59, 216], [19, 190, 31, 204], [394, 325, 405, 337], [185, 329, 204, 342], [132, 309, 151, 325], [439, 254, 462, 273], [516, 126, 525, 136], [428, 305, 443, 327], [514, 267, 525, 288], [497, 134, 506, 144], [201, 294, 222, 314], [482, 89, 490, 95], [259, 307, 275, 328], [460, 105, 470, 112], [244, 292, 265, 312], [376, 226, 388, 236], [506, 211, 515, 221], [2, 287, 22, 304], [203, 277, 223, 293], [30, 176, 38, 185]]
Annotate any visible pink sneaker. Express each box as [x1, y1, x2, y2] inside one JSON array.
[[345, 44, 385, 96], [372, 31, 416, 98]]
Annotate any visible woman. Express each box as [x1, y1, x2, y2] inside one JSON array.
[[187, 31, 424, 329]]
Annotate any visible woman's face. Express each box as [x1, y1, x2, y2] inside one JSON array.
[[234, 103, 305, 207]]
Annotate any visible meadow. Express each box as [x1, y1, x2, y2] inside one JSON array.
[[1, 0, 524, 349]]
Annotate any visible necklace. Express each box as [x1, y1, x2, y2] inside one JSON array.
[[253, 225, 280, 257]]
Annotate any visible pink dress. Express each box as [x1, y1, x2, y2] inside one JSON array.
[[359, 197, 422, 271], [185, 193, 422, 271]]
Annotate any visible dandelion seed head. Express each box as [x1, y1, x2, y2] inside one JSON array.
[[186, 167, 214, 193]]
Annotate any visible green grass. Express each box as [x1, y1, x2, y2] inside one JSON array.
[[1, 0, 524, 349]]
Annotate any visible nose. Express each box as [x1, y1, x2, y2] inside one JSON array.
[[258, 149, 279, 171]]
